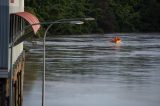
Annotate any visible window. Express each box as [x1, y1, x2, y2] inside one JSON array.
[[10, 14, 25, 43]]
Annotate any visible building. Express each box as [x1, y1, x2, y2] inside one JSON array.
[[0, 0, 40, 106]]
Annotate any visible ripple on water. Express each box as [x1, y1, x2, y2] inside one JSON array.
[[24, 34, 160, 106]]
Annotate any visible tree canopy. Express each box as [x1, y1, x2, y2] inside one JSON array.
[[25, 0, 160, 34]]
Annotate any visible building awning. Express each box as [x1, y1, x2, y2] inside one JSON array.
[[14, 11, 41, 34]]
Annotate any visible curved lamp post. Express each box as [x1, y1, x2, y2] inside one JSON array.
[[9, 18, 95, 106], [42, 20, 84, 106]]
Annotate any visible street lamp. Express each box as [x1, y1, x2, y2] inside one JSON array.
[[42, 20, 84, 106], [9, 18, 95, 106]]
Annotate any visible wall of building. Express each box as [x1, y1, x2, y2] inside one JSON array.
[[0, 52, 25, 106], [0, 0, 25, 105], [12, 43, 23, 64], [0, 0, 25, 74], [9, 0, 24, 13], [0, 0, 10, 77], [12, 52, 25, 106], [9, 0, 24, 65]]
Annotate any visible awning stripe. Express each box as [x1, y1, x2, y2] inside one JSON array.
[[14, 11, 41, 34]]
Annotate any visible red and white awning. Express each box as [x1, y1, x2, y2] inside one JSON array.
[[14, 11, 41, 34]]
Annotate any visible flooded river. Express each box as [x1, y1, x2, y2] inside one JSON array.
[[23, 33, 160, 106]]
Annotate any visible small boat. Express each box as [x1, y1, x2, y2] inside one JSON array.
[[111, 36, 121, 44]]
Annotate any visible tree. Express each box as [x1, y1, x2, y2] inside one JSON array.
[[25, 0, 160, 34]]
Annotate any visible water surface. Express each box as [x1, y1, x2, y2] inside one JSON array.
[[23, 33, 160, 106]]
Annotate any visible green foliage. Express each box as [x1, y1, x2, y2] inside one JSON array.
[[25, 0, 160, 34], [25, 0, 96, 35]]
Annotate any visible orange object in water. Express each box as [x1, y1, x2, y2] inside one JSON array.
[[112, 36, 121, 44]]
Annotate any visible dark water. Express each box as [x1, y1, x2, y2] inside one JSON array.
[[23, 33, 160, 106]]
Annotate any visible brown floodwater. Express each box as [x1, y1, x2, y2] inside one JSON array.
[[23, 33, 160, 106]]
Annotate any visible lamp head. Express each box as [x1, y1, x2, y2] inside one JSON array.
[[70, 21, 84, 25]]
